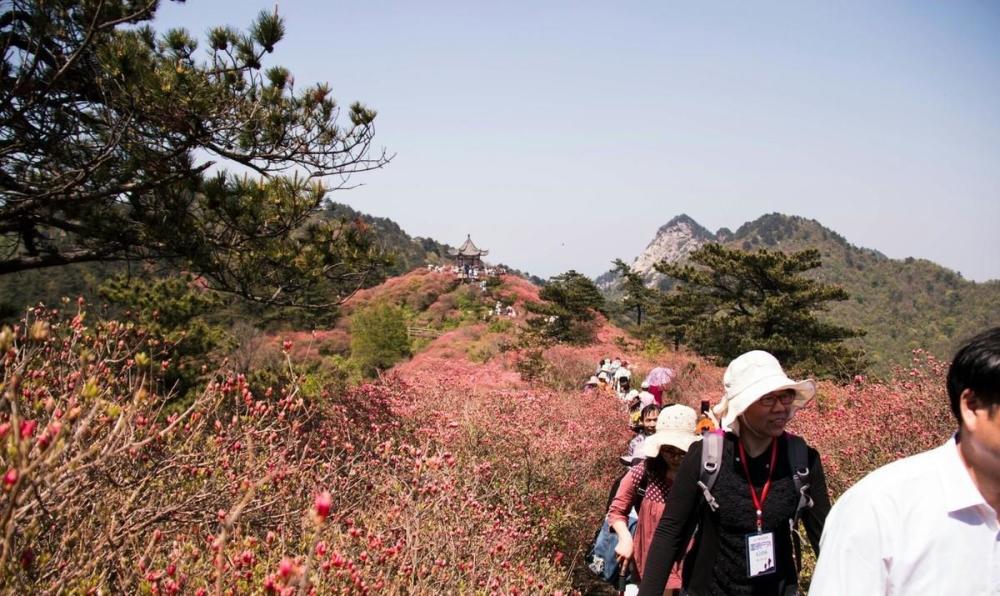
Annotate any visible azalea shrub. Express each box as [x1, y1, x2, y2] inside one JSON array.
[[0, 304, 397, 592], [0, 288, 964, 594], [0, 305, 627, 593], [791, 350, 954, 496]]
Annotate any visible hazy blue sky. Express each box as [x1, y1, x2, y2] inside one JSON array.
[[155, 1, 1000, 281]]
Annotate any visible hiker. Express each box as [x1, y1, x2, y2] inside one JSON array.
[[810, 327, 1000, 595], [601, 359, 615, 383], [643, 367, 675, 406], [624, 403, 661, 463], [609, 405, 701, 595], [637, 381, 657, 408], [614, 363, 632, 397], [638, 350, 831, 596], [617, 376, 632, 401], [584, 375, 601, 391], [629, 390, 656, 430]]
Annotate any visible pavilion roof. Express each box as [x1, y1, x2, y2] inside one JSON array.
[[449, 235, 489, 257]]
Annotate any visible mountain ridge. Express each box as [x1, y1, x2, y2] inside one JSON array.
[[600, 212, 1000, 371]]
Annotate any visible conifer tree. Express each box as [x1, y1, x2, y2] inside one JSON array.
[[0, 1, 390, 308], [613, 258, 657, 327], [526, 270, 605, 344], [655, 244, 867, 379]]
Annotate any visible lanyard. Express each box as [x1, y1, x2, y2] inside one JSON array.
[[738, 437, 778, 532]]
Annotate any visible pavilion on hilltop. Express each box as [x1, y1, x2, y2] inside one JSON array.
[[449, 235, 488, 269]]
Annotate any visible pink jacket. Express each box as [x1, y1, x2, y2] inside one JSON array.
[[606, 462, 682, 589]]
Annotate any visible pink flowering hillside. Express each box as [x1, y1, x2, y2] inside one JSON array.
[[0, 269, 962, 593]]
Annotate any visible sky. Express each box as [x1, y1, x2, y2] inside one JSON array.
[[154, 1, 1000, 282]]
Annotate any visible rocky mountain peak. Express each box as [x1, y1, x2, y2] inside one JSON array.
[[596, 214, 717, 290], [630, 214, 715, 281]]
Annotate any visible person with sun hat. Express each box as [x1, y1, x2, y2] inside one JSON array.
[[638, 351, 831, 596], [608, 404, 702, 595]]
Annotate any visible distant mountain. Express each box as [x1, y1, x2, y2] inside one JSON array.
[[603, 212, 1000, 372], [595, 214, 714, 290]]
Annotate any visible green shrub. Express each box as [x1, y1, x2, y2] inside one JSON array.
[[487, 318, 513, 334], [350, 302, 411, 376]]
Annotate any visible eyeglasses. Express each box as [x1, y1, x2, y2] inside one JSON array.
[[758, 391, 796, 407], [659, 447, 686, 459]]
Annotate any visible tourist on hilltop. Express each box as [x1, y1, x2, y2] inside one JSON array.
[[597, 358, 608, 377], [810, 327, 1000, 595], [643, 366, 675, 407], [624, 403, 662, 463], [601, 359, 615, 382], [617, 376, 632, 401], [609, 405, 701, 596], [637, 381, 656, 408], [628, 390, 655, 430], [638, 351, 831, 596], [583, 375, 601, 391], [614, 362, 632, 397]]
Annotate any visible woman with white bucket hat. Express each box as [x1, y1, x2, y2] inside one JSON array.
[[638, 351, 831, 596], [607, 404, 701, 595]]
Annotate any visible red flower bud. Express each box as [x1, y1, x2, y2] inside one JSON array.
[[3, 468, 17, 490], [314, 491, 331, 521], [19, 419, 37, 439]]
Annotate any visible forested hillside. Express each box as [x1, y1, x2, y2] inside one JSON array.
[[604, 212, 1000, 373], [726, 214, 999, 371], [0, 203, 453, 323]]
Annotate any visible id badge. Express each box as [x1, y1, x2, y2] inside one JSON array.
[[745, 531, 776, 577]]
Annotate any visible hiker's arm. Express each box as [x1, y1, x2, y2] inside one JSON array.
[[607, 469, 638, 562], [803, 447, 832, 554], [637, 442, 702, 596]]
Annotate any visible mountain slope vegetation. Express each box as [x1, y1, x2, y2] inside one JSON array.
[[605, 212, 999, 373]]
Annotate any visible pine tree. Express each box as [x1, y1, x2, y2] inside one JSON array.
[[0, 1, 390, 308], [613, 259, 658, 327], [525, 270, 605, 344], [655, 244, 867, 379]]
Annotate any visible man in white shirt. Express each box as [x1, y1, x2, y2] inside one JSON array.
[[810, 327, 1000, 595]]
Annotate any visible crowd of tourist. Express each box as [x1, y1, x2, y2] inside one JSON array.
[[585, 326, 1000, 596], [425, 262, 506, 280]]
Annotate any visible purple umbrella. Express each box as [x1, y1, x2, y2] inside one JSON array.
[[643, 366, 675, 387]]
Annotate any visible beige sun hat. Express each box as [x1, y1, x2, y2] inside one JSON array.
[[640, 404, 701, 458], [712, 350, 816, 431]]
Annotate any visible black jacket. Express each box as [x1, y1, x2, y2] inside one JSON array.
[[638, 433, 830, 596]]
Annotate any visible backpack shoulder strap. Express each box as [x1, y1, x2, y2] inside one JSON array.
[[696, 430, 724, 512], [785, 432, 814, 574], [632, 461, 650, 510], [786, 432, 813, 522]]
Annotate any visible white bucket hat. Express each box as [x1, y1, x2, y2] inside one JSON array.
[[712, 350, 816, 431], [640, 404, 700, 458]]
